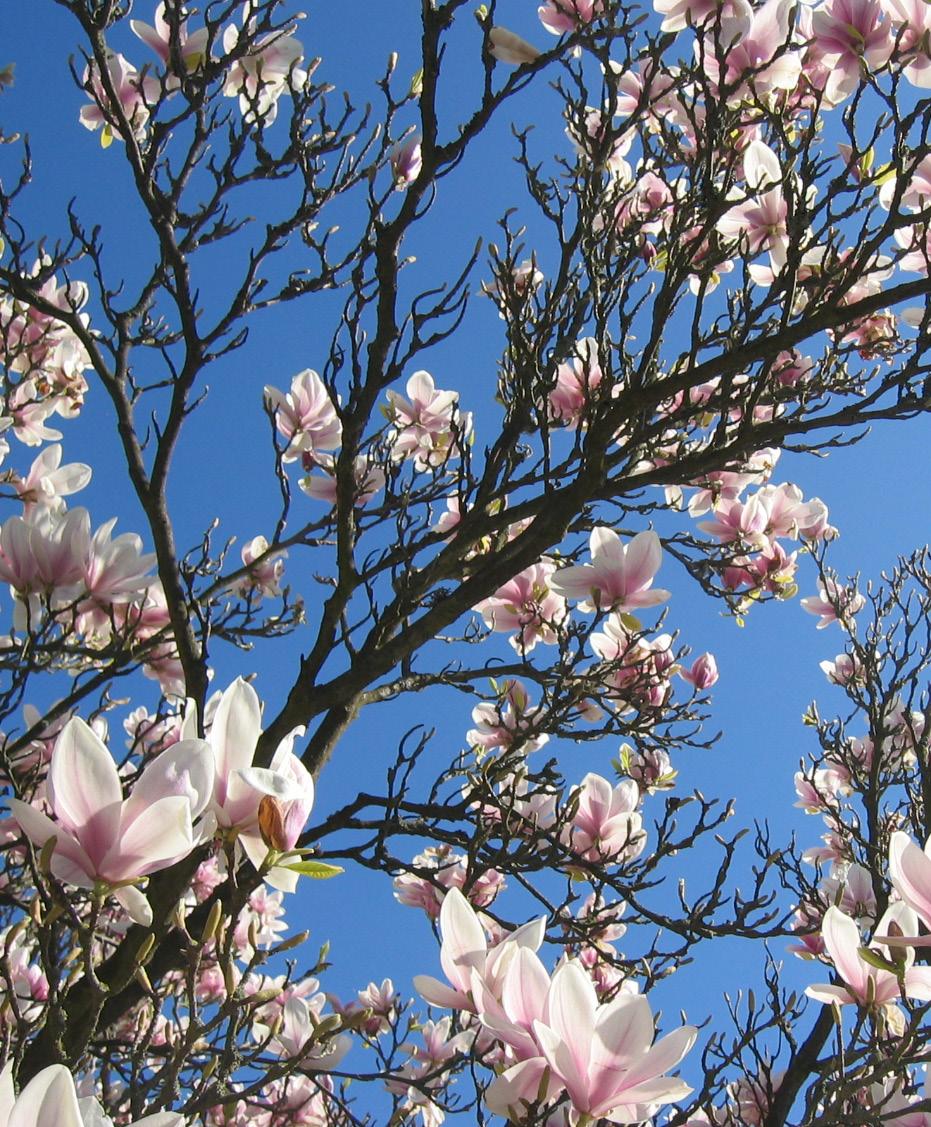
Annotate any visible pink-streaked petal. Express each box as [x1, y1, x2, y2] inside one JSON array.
[[49, 718, 122, 834], [544, 961, 596, 1076], [591, 993, 654, 1078], [510, 915, 547, 951], [804, 982, 853, 1005], [535, 1018, 589, 1109], [212, 678, 261, 793], [502, 947, 551, 1029], [622, 530, 663, 591], [7, 799, 96, 886], [484, 1058, 553, 1120], [890, 831, 931, 928], [821, 906, 867, 994], [412, 974, 471, 1011], [124, 738, 215, 822], [616, 1023, 697, 1091], [549, 563, 595, 601], [624, 587, 671, 609], [599, 1075, 693, 1116], [237, 765, 307, 802], [903, 966, 931, 1001], [438, 887, 487, 992], [590, 526, 624, 566], [113, 795, 193, 879]]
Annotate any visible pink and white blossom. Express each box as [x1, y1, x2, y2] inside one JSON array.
[[222, 15, 307, 125], [551, 528, 670, 612], [265, 370, 342, 463], [8, 718, 214, 925], [79, 51, 160, 143], [475, 560, 568, 653], [386, 372, 472, 471]]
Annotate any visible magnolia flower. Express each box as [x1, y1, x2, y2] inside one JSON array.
[[539, 0, 604, 33], [222, 16, 307, 125], [551, 528, 670, 613], [8, 718, 214, 925], [680, 652, 719, 689], [79, 51, 160, 144], [474, 560, 568, 652], [806, 904, 931, 1007], [386, 371, 472, 471], [486, 961, 696, 1122], [565, 773, 645, 862], [0, 1062, 183, 1127], [391, 135, 423, 189], [131, 2, 209, 74], [413, 887, 546, 1012], [15, 445, 91, 514], [205, 678, 312, 892], [800, 579, 865, 628], [265, 369, 342, 463]]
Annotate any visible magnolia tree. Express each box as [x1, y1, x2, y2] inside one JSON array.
[[2, 0, 931, 1123]]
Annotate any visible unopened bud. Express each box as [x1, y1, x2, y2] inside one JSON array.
[[272, 929, 310, 955], [134, 966, 153, 993], [249, 986, 285, 1008], [488, 27, 540, 65], [38, 837, 57, 877], [136, 933, 156, 966], [200, 899, 224, 945], [313, 1013, 343, 1038]]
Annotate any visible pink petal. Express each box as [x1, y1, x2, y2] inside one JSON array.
[[484, 1058, 552, 1120], [502, 947, 551, 1028], [544, 961, 596, 1077], [211, 678, 262, 798], [412, 974, 470, 1011], [890, 831, 931, 927], [821, 906, 868, 994], [617, 1023, 697, 1091], [438, 888, 487, 992], [111, 795, 193, 880], [621, 530, 662, 592], [49, 718, 122, 835], [591, 993, 654, 1073], [7, 799, 96, 887]]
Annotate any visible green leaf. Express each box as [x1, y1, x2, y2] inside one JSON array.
[[285, 860, 345, 879]]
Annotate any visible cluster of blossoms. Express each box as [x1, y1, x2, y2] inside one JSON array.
[[79, 2, 307, 145], [4, 678, 313, 924], [410, 888, 696, 1124], [0, 261, 93, 437]]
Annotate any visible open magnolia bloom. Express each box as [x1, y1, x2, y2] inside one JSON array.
[[413, 886, 546, 1012], [8, 719, 214, 926], [0, 1063, 183, 1126], [550, 528, 670, 613], [203, 677, 312, 892], [485, 960, 696, 1123], [805, 904, 931, 1007]]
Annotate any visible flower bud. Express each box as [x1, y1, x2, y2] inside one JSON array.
[[488, 27, 540, 65], [258, 792, 311, 852], [680, 652, 719, 689]]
